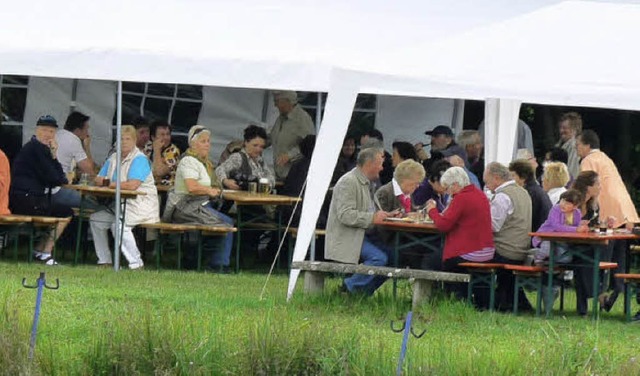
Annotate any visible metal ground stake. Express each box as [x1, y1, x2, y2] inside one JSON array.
[[22, 272, 59, 360], [391, 311, 426, 376]]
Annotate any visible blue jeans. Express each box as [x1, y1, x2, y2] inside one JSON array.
[[344, 236, 389, 295], [203, 203, 234, 267], [51, 187, 102, 212]]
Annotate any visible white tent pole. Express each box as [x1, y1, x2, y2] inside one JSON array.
[[114, 81, 123, 272], [308, 91, 323, 260], [287, 74, 359, 301]]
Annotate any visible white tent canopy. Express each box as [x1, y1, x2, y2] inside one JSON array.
[[1, 0, 560, 90], [2, 0, 638, 295]]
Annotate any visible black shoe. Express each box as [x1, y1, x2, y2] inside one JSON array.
[[631, 311, 640, 322], [207, 265, 232, 274], [339, 282, 349, 294], [600, 293, 617, 312]]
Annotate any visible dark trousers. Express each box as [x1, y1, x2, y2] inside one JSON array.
[[571, 244, 599, 315], [443, 256, 491, 309], [604, 239, 627, 302], [493, 254, 532, 311]]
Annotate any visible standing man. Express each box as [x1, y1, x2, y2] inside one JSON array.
[[457, 130, 484, 182], [576, 129, 639, 311], [556, 112, 581, 179], [483, 162, 533, 311], [147, 120, 181, 185], [416, 125, 468, 168], [53, 111, 95, 208], [269, 90, 315, 181], [577, 130, 638, 228], [325, 147, 394, 295]]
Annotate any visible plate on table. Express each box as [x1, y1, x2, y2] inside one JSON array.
[[384, 217, 415, 223]]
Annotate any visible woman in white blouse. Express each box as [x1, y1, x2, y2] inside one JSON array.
[[542, 161, 570, 204]]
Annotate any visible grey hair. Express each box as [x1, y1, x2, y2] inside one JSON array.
[[457, 130, 481, 150], [440, 166, 470, 189], [394, 159, 425, 183], [357, 147, 384, 167], [361, 138, 383, 149], [485, 162, 511, 181]]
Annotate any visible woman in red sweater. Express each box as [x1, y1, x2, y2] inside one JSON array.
[[426, 166, 495, 270], [426, 166, 494, 307]]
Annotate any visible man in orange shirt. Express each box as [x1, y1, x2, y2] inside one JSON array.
[[577, 129, 639, 311], [577, 130, 639, 227], [0, 148, 9, 215]]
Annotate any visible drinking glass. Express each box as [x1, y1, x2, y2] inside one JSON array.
[[79, 173, 89, 186], [248, 182, 258, 194]]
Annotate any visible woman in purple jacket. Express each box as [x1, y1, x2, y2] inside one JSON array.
[[532, 189, 589, 265]]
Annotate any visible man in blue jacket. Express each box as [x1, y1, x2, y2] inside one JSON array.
[[10, 115, 71, 265]]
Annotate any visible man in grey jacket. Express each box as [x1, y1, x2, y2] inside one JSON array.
[[325, 147, 394, 295], [269, 90, 315, 181]]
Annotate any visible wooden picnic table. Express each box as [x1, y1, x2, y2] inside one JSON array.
[[530, 230, 640, 318], [221, 190, 300, 272], [375, 217, 443, 297], [64, 184, 145, 199], [221, 190, 300, 205], [64, 184, 146, 265]]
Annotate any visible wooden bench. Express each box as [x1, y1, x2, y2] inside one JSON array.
[[291, 260, 469, 310], [139, 222, 237, 270], [614, 273, 640, 322], [287, 228, 327, 264], [0, 215, 33, 260], [503, 264, 566, 316], [29, 216, 71, 262], [458, 262, 506, 311], [0, 215, 70, 262]]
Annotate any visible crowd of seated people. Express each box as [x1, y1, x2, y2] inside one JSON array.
[[324, 116, 640, 318], [3, 106, 640, 320]]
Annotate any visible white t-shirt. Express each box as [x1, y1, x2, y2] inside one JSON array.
[[56, 128, 87, 174], [174, 156, 211, 194]]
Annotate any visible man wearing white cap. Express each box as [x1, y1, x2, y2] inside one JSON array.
[[269, 90, 315, 180]]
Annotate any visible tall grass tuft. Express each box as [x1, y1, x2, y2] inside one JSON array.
[[242, 311, 395, 375], [0, 297, 34, 376], [82, 308, 181, 375]]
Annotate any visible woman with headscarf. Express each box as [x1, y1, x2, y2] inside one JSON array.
[[163, 125, 234, 272]]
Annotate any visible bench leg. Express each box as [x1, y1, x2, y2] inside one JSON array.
[[625, 283, 632, 322], [303, 271, 325, 294], [489, 271, 497, 312], [13, 229, 19, 261], [177, 234, 183, 270], [535, 276, 543, 317], [155, 233, 162, 270], [412, 280, 433, 310], [513, 274, 520, 315]]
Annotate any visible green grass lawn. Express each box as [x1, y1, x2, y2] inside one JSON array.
[[1, 262, 640, 375]]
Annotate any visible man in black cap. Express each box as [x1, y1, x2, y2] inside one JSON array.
[[416, 125, 468, 168], [9, 115, 71, 265]]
